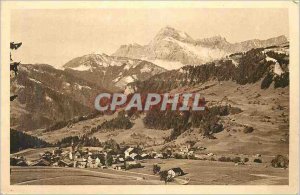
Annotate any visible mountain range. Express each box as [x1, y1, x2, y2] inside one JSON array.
[[11, 26, 289, 145], [63, 53, 166, 91], [11, 54, 165, 131], [113, 26, 288, 70]]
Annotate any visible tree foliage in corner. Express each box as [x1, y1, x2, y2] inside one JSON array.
[[10, 129, 52, 153], [10, 42, 22, 101]]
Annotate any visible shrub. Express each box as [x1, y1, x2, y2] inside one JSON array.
[[274, 72, 289, 88], [254, 158, 262, 163], [174, 153, 187, 159], [125, 162, 142, 170], [232, 156, 241, 163], [218, 156, 232, 162], [105, 153, 113, 166], [244, 126, 254, 133], [211, 123, 223, 133], [261, 73, 274, 89], [243, 157, 249, 163], [271, 155, 288, 168], [153, 164, 161, 174], [103, 139, 120, 154], [187, 153, 195, 159], [159, 170, 169, 183]]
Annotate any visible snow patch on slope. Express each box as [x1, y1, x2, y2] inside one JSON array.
[[45, 94, 53, 102], [70, 64, 91, 71], [231, 59, 239, 67], [140, 66, 152, 73], [163, 37, 227, 62], [266, 56, 277, 63], [265, 55, 284, 76], [145, 59, 183, 70], [178, 31, 187, 39], [75, 83, 92, 90], [274, 63, 284, 76], [113, 76, 121, 82], [28, 78, 42, 84], [115, 76, 136, 88], [124, 64, 130, 70]]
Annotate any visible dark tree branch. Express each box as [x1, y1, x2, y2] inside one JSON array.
[[10, 42, 22, 50], [10, 62, 20, 76], [10, 95, 18, 102], [10, 42, 22, 102]]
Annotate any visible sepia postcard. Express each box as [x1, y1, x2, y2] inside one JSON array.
[[1, 1, 299, 194]]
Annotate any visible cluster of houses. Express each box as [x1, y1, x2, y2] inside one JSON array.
[[11, 143, 196, 170]]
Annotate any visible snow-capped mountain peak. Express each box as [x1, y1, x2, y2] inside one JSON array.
[[152, 26, 194, 43], [113, 26, 288, 70]]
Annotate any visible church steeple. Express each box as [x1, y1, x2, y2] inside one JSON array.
[[69, 139, 75, 160], [71, 139, 75, 152]]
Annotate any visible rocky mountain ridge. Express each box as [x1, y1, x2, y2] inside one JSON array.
[[113, 26, 288, 70], [63, 53, 166, 90]]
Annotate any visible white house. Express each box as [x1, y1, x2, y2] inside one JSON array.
[[124, 147, 135, 158]]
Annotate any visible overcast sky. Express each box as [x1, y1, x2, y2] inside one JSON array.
[[11, 8, 289, 67]]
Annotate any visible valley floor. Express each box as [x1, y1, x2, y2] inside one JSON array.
[[11, 159, 288, 185]]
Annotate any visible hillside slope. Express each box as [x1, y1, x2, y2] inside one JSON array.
[[10, 64, 108, 131]]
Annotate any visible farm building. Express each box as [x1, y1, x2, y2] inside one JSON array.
[[58, 159, 73, 167], [118, 157, 125, 162], [30, 159, 51, 166], [124, 147, 135, 158], [141, 153, 150, 159], [154, 153, 163, 159], [168, 167, 184, 177]]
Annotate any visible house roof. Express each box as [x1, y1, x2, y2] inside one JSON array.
[[129, 153, 138, 158], [59, 159, 73, 166], [61, 151, 69, 155], [125, 147, 134, 153], [141, 153, 149, 157], [31, 159, 51, 166], [61, 158, 72, 163], [17, 160, 28, 166], [171, 167, 184, 174]]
